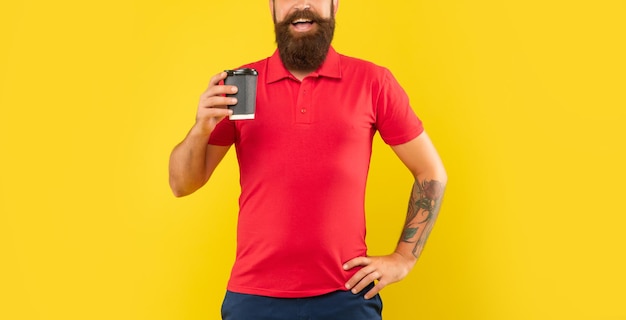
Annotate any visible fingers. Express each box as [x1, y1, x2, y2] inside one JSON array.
[[192, 72, 240, 135], [364, 282, 385, 300], [207, 71, 228, 89], [200, 86, 238, 107], [205, 72, 238, 95], [203, 82, 238, 100], [343, 255, 407, 299], [345, 264, 380, 293], [344, 257, 381, 298], [197, 72, 239, 117], [200, 72, 239, 109], [343, 256, 371, 270], [199, 94, 237, 110]]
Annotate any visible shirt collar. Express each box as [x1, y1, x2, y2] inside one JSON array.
[[266, 46, 342, 83]]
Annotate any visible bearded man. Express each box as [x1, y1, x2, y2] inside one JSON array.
[[169, 1, 447, 319]]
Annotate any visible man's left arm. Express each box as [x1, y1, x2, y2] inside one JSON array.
[[343, 132, 447, 299]]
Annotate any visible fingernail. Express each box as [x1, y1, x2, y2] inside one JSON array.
[[231, 87, 238, 93], [351, 289, 357, 294], [231, 98, 237, 104], [345, 283, 350, 289], [343, 264, 348, 270]]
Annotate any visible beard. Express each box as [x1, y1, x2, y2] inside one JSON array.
[[274, 8, 335, 72]]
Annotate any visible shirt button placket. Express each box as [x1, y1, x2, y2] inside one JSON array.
[[296, 80, 312, 123]]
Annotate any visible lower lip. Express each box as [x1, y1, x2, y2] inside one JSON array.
[[291, 22, 315, 33]]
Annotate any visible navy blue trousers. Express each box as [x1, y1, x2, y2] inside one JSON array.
[[221, 284, 383, 320]]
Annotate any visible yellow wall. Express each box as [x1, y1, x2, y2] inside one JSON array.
[[1, 0, 625, 319]]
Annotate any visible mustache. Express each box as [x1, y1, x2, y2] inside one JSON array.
[[277, 8, 330, 26]]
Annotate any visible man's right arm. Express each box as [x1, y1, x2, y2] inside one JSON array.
[[168, 72, 238, 197]]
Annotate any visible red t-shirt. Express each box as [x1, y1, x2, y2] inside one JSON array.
[[209, 47, 424, 298]]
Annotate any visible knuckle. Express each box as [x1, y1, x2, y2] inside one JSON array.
[[209, 96, 228, 105], [354, 270, 366, 279], [206, 86, 220, 96]]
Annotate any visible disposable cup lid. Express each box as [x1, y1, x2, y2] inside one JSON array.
[[225, 68, 258, 76]]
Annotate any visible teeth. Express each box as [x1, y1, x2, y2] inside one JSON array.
[[293, 18, 312, 23]]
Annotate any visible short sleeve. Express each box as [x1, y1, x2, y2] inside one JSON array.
[[207, 117, 236, 146], [375, 69, 424, 146]]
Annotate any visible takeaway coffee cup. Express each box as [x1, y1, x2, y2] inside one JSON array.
[[224, 68, 258, 120]]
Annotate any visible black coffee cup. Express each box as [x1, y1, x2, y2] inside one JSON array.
[[224, 68, 258, 120]]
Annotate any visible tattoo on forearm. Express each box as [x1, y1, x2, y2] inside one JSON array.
[[401, 179, 445, 258]]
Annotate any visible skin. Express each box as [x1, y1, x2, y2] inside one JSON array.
[[169, 0, 447, 301], [168, 71, 233, 198], [343, 133, 447, 299]]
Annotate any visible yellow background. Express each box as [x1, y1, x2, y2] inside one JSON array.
[[1, 0, 625, 319]]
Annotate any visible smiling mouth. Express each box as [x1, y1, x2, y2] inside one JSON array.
[[291, 18, 316, 32]]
